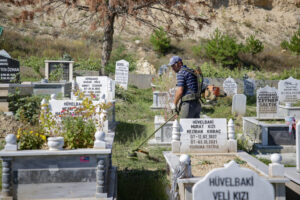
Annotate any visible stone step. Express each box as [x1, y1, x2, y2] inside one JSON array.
[[254, 144, 296, 154]]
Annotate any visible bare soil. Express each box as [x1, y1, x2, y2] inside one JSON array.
[[190, 154, 263, 177], [0, 113, 23, 138]]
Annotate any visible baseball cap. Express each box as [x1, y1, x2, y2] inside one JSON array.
[[168, 56, 182, 66]]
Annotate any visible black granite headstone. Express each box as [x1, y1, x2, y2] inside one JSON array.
[[0, 55, 20, 83], [268, 127, 295, 145], [49, 62, 69, 81]]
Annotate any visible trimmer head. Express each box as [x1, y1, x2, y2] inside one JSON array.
[[127, 151, 138, 160]]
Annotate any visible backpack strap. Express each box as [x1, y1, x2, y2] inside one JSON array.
[[180, 67, 204, 102]]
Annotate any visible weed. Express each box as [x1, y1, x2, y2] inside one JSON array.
[[198, 160, 213, 165]]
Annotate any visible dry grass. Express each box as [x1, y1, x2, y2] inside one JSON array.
[[190, 154, 263, 177], [238, 46, 300, 73], [0, 30, 102, 59]]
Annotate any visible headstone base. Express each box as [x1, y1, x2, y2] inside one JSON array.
[[0, 102, 8, 112], [228, 139, 237, 152], [148, 139, 171, 146], [278, 105, 300, 120], [93, 141, 106, 149], [172, 141, 180, 153], [4, 144, 17, 151], [269, 163, 284, 177], [0, 196, 13, 200]]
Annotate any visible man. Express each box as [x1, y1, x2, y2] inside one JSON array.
[[169, 56, 201, 118]]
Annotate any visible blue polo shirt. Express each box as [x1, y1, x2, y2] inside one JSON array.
[[176, 65, 198, 97]]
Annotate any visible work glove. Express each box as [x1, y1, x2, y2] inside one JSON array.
[[170, 103, 179, 114]]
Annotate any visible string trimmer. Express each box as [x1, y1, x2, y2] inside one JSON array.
[[128, 113, 177, 160]]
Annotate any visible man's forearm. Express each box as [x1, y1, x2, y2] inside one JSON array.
[[174, 86, 184, 106]]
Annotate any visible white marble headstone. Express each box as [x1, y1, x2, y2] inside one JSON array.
[[257, 86, 279, 119], [232, 94, 247, 115], [244, 78, 256, 96], [180, 118, 227, 153], [48, 99, 101, 117], [223, 77, 237, 96], [193, 161, 274, 200], [76, 76, 115, 101], [115, 60, 129, 90], [278, 77, 300, 104]]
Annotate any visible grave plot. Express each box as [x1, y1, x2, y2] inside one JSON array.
[[278, 77, 300, 120], [33, 60, 74, 97], [283, 122, 300, 199], [164, 118, 288, 200], [0, 90, 117, 199], [243, 81, 299, 154], [73, 76, 116, 129], [0, 52, 34, 113], [148, 115, 174, 146]]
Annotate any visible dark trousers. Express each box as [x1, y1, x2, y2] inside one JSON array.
[[179, 100, 201, 118]]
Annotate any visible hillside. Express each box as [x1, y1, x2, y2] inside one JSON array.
[[0, 0, 299, 77]]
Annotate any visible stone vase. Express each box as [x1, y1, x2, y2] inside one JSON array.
[[47, 137, 64, 151]]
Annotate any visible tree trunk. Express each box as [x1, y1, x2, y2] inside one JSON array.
[[100, 11, 116, 76]]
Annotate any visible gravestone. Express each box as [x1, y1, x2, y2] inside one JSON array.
[[244, 78, 256, 96], [115, 60, 129, 90], [45, 60, 74, 82], [76, 76, 115, 101], [268, 126, 295, 145], [232, 94, 247, 115], [151, 91, 169, 109], [0, 55, 20, 83], [180, 118, 227, 153], [158, 64, 168, 76], [278, 77, 300, 104], [223, 77, 237, 96], [193, 160, 274, 200], [48, 99, 83, 116], [0, 50, 11, 58], [257, 86, 279, 119]]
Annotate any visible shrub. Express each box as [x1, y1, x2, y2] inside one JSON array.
[[49, 68, 64, 82], [280, 40, 289, 50], [8, 90, 43, 125], [62, 117, 96, 149], [105, 44, 136, 74], [281, 27, 300, 54], [19, 56, 44, 77], [150, 27, 171, 55], [204, 29, 243, 68], [17, 128, 46, 150], [76, 57, 101, 71], [243, 35, 264, 55]]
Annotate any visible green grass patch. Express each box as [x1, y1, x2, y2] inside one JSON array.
[[112, 86, 170, 199]]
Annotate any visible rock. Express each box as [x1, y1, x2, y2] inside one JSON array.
[[135, 58, 156, 75]]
